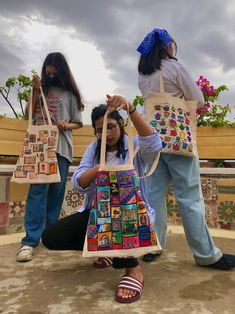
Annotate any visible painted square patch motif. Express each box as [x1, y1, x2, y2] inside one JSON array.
[[112, 219, 122, 231], [97, 201, 110, 218], [112, 231, 123, 249], [118, 171, 135, 187], [122, 221, 138, 236], [97, 171, 110, 186], [119, 187, 136, 204], [122, 204, 138, 221], [88, 238, 98, 251], [123, 236, 139, 249], [111, 206, 121, 218], [97, 186, 110, 201], [87, 225, 98, 239], [98, 232, 112, 249]]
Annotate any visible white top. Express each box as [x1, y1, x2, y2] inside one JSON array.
[[106, 150, 120, 165], [138, 58, 204, 109]]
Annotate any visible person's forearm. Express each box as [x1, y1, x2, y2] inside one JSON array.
[[67, 122, 83, 130], [78, 165, 100, 188], [128, 105, 153, 137]]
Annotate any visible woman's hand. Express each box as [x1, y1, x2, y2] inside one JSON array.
[[57, 120, 70, 130], [106, 94, 134, 113], [32, 75, 41, 91]]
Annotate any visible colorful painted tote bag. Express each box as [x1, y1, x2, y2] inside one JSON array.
[[12, 87, 61, 184], [146, 72, 198, 157], [83, 111, 161, 258]]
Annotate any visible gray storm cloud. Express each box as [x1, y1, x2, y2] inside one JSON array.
[[1, 0, 235, 117]]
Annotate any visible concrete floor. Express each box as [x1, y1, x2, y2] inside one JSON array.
[[0, 233, 235, 314]]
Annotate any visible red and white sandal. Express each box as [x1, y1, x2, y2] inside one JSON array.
[[115, 275, 144, 303], [93, 257, 113, 269]]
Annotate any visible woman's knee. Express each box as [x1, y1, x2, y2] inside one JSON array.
[[41, 228, 56, 249]]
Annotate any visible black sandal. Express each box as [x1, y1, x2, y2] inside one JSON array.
[[142, 252, 162, 262]]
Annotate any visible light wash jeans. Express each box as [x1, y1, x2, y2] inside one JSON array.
[[21, 154, 70, 247], [146, 153, 222, 265]]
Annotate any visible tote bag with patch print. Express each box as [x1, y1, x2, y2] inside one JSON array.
[[12, 87, 61, 184], [146, 72, 198, 157], [82, 111, 161, 258]]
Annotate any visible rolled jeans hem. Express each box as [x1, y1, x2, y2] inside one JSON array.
[[21, 240, 40, 248], [194, 251, 223, 266]]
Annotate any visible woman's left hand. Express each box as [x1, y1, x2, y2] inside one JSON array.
[[57, 120, 70, 130], [106, 94, 134, 113]]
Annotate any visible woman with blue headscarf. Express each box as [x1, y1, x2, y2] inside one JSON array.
[[137, 28, 235, 270]]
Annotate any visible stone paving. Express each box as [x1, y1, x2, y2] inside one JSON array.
[[0, 232, 235, 314]]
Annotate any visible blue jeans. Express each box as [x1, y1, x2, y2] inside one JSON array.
[[21, 154, 70, 247], [146, 153, 222, 265]]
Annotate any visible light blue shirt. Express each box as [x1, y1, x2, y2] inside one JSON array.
[[71, 131, 162, 223]]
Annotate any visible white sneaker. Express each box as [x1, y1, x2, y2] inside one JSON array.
[[16, 245, 33, 262]]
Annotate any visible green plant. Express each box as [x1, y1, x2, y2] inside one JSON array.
[[133, 95, 144, 108], [0, 71, 35, 119]]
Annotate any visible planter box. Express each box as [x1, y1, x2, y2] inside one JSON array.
[[0, 118, 235, 161], [0, 118, 95, 159], [197, 126, 235, 160]]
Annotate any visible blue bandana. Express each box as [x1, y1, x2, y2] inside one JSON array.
[[137, 28, 173, 55]]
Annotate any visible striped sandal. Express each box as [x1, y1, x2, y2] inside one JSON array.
[[115, 275, 144, 303], [93, 257, 113, 269]]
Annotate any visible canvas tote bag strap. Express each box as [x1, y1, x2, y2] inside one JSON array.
[[39, 96, 46, 125], [28, 86, 53, 126], [131, 145, 161, 179], [159, 71, 164, 93], [100, 106, 134, 166], [39, 86, 53, 125]]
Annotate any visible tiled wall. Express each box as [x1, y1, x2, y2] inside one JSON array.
[[167, 177, 235, 230], [0, 173, 235, 235]]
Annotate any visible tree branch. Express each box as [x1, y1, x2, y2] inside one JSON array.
[[0, 91, 18, 118]]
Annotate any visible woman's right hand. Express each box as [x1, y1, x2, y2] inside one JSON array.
[[32, 75, 41, 91]]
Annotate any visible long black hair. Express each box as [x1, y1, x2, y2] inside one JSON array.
[[91, 104, 127, 162], [138, 32, 177, 75], [41, 52, 84, 111]]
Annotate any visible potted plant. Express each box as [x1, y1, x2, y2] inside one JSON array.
[[196, 76, 235, 167]]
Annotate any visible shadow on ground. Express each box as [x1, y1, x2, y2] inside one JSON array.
[[0, 233, 235, 314]]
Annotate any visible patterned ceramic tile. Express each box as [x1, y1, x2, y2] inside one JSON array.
[[60, 181, 85, 218], [217, 178, 235, 229], [204, 200, 218, 228], [167, 197, 181, 225], [217, 201, 235, 229], [9, 201, 26, 218], [201, 178, 218, 201], [7, 223, 25, 234]]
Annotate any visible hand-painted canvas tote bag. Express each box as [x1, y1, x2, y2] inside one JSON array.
[[12, 87, 61, 184], [83, 111, 161, 258], [146, 72, 198, 157]]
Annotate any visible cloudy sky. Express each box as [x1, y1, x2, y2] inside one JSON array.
[[1, 0, 235, 123]]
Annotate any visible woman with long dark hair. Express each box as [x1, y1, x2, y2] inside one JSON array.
[[17, 52, 84, 262], [137, 28, 235, 270]]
